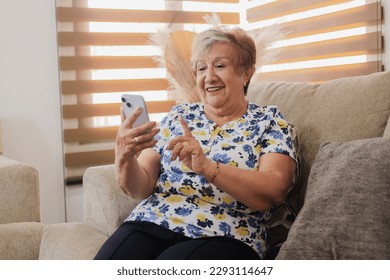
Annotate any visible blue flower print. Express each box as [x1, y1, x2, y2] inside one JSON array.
[[172, 226, 185, 235], [159, 204, 169, 214], [212, 153, 232, 164], [160, 220, 169, 229], [186, 224, 203, 238], [168, 167, 183, 183], [269, 130, 284, 140], [197, 216, 213, 228], [219, 222, 231, 235], [174, 207, 192, 216]]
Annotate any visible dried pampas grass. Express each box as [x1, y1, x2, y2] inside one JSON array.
[[149, 14, 284, 103]]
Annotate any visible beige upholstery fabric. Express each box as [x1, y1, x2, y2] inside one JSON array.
[[0, 222, 43, 260], [0, 156, 41, 223], [247, 71, 390, 214], [39, 222, 107, 260], [384, 115, 390, 138], [83, 164, 141, 236]]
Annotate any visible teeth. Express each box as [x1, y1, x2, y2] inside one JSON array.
[[206, 86, 223, 92]]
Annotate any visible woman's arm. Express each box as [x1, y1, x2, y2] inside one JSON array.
[[167, 115, 296, 212], [201, 153, 296, 212], [115, 107, 161, 199]]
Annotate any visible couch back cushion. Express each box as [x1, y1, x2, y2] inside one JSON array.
[[247, 71, 390, 214]]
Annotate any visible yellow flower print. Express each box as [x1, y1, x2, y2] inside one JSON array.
[[222, 196, 234, 205], [267, 139, 276, 145], [169, 216, 184, 224], [243, 130, 252, 137], [181, 163, 190, 172], [196, 213, 207, 222], [162, 127, 170, 138], [166, 195, 183, 203], [192, 130, 207, 137], [277, 120, 288, 129], [235, 226, 250, 236], [202, 195, 215, 203], [179, 185, 196, 196], [228, 161, 238, 167], [163, 181, 171, 189], [215, 213, 226, 220]]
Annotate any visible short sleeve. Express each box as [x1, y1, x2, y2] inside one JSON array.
[[259, 106, 297, 163]]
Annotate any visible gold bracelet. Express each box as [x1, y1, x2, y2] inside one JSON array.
[[209, 161, 220, 184]]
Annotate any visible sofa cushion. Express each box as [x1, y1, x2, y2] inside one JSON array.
[[277, 137, 390, 259], [0, 222, 44, 260], [248, 71, 390, 213], [39, 222, 107, 260]]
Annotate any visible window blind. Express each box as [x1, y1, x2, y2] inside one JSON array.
[[57, 0, 383, 182], [56, 0, 240, 182], [247, 0, 383, 83]]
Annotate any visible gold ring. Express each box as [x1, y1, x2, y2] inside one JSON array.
[[134, 137, 139, 144], [182, 141, 189, 146]]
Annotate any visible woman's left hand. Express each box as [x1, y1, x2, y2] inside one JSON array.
[[166, 115, 212, 176]]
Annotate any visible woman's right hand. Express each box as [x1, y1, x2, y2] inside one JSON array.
[[116, 107, 160, 162]]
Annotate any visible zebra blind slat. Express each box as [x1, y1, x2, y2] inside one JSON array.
[[282, 2, 382, 38], [273, 32, 381, 63], [255, 61, 381, 83], [247, 0, 350, 23], [57, 7, 239, 24], [60, 56, 158, 70], [61, 79, 169, 95]]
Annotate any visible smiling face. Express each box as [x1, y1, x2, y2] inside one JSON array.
[[195, 42, 249, 112]]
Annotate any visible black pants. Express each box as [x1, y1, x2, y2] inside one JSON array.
[[95, 221, 260, 260]]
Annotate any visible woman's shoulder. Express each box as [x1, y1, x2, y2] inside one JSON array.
[[247, 102, 283, 117]]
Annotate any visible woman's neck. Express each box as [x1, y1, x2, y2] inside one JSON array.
[[203, 98, 248, 127]]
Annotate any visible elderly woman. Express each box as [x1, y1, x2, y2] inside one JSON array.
[[95, 26, 297, 260]]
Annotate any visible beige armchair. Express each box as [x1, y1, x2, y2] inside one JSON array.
[[0, 156, 43, 260]]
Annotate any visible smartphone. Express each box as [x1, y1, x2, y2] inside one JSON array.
[[121, 94, 150, 127]]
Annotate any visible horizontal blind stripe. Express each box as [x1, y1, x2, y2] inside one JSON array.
[[63, 100, 177, 119], [189, 0, 239, 3], [247, 0, 350, 23], [61, 79, 169, 95], [281, 3, 381, 39], [64, 127, 118, 143], [273, 32, 381, 63], [65, 150, 115, 167], [58, 32, 150, 46], [60, 56, 158, 70], [57, 7, 239, 24], [255, 61, 380, 83]]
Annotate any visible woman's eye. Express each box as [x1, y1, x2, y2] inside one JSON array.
[[216, 64, 225, 69]]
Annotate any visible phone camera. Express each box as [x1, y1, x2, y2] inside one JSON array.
[[121, 97, 126, 103], [126, 102, 132, 108]]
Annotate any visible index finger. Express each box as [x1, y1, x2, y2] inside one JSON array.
[[179, 115, 193, 137]]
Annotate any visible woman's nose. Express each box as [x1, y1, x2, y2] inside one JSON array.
[[204, 67, 217, 82]]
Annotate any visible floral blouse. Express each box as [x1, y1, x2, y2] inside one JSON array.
[[126, 102, 297, 258]]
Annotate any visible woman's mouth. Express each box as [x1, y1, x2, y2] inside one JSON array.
[[206, 86, 224, 92]]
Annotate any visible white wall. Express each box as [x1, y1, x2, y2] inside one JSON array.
[[0, 0, 65, 223]]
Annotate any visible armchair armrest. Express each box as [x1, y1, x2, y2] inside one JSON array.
[[0, 156, 40, 223], [83, 164, 140, 236]]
